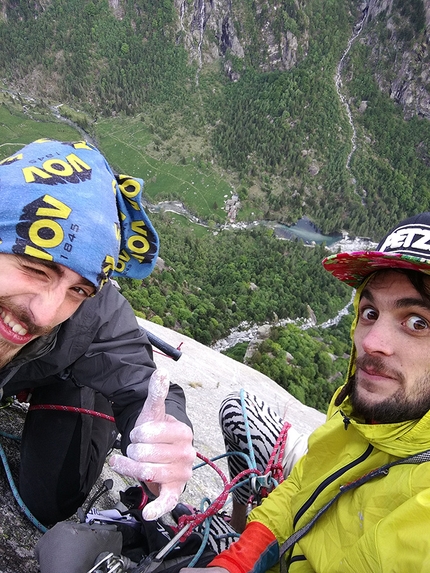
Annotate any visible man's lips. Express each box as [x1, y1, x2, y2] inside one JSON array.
[[0, 306, 33, 345], [359, 366, 393, 379], [356, 366, 399, 390]]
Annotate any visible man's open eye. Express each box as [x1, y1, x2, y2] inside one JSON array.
[[72, 286, 95, 298], [360, 307, 378, 321], [405, 315, 429, 331]]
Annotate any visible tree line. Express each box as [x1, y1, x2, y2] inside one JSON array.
[[119, 215, 351, 347]]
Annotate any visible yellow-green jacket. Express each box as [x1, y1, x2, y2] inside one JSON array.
[[211, 390, 430, 573]]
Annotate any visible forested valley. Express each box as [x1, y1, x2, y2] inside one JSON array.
[[0, 0, 429, 411]]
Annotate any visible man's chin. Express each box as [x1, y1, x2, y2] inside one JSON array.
[[355, 376, 400, 403], [350, 386, 395, 421], [0, 337, 32, 369], [357, 387, 394, 405]]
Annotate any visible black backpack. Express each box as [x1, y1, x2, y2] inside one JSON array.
[[35, 486, 218, 573]]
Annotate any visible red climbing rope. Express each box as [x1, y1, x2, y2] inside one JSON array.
[[28, 404, 115, 423], [268, 421, 291, 480], [261, 421, 291, 492], [174, 450, 264, 541]]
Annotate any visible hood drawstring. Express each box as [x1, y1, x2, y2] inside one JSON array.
[[342, 413, 351, 430]]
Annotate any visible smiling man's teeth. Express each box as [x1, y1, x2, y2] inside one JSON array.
[[0, 308, 29, 336], [12, 323, 28, 335]]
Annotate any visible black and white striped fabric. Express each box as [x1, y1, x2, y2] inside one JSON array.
[[199, 512, 240, 554], [219, 392, 287, 505], [201, 391, 309, 554]]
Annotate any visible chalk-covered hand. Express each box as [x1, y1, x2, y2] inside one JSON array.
[[109, 368, 195, 520]]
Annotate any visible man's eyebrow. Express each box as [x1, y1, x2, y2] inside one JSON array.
[[395, 298, 430, 311], [19, 255, 95, 289], [19, 254, 64, 275], [361, 287, 430, 311], [360, 288, 374, 303]]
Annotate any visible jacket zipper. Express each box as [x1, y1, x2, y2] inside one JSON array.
[[293, 442, 374, 527]]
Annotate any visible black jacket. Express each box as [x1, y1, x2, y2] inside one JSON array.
[[1, 281, 191, 452]]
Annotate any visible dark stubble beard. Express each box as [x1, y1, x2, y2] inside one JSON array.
[[0, 297, 54, 369], [350, 355, 430, 424], [0, 340, 23, 369]]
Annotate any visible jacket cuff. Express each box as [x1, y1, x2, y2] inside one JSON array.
[[208, 521, 277, 573]]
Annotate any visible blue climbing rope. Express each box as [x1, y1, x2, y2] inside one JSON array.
[[240, 388, 258, 471], [0, 432, 47, 533]]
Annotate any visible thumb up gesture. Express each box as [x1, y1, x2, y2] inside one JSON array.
[[109, 368, 195, 520]]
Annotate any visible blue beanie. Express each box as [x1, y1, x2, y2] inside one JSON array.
[[0, 139, 159, 290]]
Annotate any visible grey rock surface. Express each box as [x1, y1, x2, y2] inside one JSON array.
[[0, 320, 325, 572]]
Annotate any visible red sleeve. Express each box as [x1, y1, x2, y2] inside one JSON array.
[[208, 521, 278, 573]]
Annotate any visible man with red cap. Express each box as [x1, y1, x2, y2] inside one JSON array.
[[184, 212, 430, 572]]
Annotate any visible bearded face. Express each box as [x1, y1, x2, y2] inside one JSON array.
[[352, 271, 430, 423]]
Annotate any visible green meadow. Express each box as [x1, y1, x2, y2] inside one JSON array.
[[95, 116, 234, 221], [156, 212, 210, 238], [0, 101, 81, 160], [0, 101, 235, 224]]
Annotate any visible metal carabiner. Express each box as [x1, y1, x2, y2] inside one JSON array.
[[250, 472, 274, 495], [87, 552, 133, 573]]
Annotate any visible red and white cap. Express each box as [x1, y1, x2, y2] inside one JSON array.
[[322, 212, 430, 288]]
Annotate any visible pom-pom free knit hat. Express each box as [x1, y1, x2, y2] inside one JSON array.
[[322, 212, 430, 288], [0, 139, 159, 290]]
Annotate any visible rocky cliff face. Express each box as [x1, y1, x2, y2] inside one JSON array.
[[174, 0, 429, 119], [360, 0, 430, 119], [173, 0, 307, 79]]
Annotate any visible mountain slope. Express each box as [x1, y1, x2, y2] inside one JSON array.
[[1, 0, 429, 238]]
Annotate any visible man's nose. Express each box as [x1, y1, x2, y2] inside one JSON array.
[[360, 320, 394, 356], [28, 287, 67, 328]]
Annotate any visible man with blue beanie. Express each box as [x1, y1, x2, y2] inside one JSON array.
[[0, 139, 195, 525]]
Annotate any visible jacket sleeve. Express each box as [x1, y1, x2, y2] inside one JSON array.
[[8, 281, 192, 452], [210, 459, 306, 573], [209, 521, 279, 573]]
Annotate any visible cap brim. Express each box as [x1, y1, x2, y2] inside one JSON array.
[[322, 251, 430, 288]]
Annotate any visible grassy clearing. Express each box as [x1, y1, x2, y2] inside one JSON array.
[[0, 101, 234, 227], [155, 212, 211, 238], [94, 116, 234, 221], [0, 101, 81, 160]]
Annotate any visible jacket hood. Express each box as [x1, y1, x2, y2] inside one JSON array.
[[332, 277, 369, 407], [328, 389, 430, 457]]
